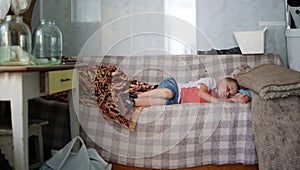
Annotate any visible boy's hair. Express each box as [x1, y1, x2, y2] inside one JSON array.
[[224, 77, 240, 89]]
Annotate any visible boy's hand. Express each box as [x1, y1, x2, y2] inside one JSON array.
[[236, 94, 249, 103], [227, 94, 249, 103]]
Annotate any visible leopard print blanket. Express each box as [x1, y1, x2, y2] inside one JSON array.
[[78, 65, 157, 131]]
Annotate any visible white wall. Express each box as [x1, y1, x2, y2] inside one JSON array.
[[100, 0, 204, 56], [100, 0, 165, 56], [196, 0, 288, 66], [33, 0, 288, 66], [32, 0, 102, 56]]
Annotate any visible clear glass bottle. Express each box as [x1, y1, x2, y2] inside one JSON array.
[[32, 19, 63, 65], [0, 15, 32, 65]]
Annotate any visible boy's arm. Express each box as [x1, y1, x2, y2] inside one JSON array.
[[228, 94, 249, 103], [198, 84, 227, 103]]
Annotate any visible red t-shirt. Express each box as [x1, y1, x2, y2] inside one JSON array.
[[179, 87, 215, 103]]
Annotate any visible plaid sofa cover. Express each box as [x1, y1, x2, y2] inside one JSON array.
[[77, 54, 282, 169]]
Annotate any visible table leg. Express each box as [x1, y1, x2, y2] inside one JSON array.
[[69, 88, 80, 151], [9, 74, 29, 170]]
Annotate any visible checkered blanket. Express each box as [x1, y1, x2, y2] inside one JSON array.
[[77, 54, 282, 169]]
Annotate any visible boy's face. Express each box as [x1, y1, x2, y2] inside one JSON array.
[[217, 79, 238, 99]]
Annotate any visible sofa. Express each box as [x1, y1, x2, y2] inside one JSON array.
[[75, 53, 282, 169]]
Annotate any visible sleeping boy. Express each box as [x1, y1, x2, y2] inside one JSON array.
[[130, 77, 250, 107]]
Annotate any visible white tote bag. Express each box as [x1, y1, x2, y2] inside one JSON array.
[[40, 136, 111, 170]]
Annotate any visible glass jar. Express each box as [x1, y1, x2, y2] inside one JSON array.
[[32, 19, 63, 65], [0, 15, 32, 65]]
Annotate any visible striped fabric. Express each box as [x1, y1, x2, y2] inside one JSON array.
[[78, 54, 282, 169]]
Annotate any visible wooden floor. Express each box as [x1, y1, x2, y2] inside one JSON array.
[[112, 163, 259, 170]]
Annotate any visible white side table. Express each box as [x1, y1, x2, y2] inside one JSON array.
[[0, 65, 76, 170]]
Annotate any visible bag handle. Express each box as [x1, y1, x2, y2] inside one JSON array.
[[46, 136, 89, 170], [57, 136, 86, 169]]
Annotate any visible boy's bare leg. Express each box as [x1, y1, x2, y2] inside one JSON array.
[[134, 88, 173, 107], [134, 98, 167, 107], [137, 88, 173, 99]]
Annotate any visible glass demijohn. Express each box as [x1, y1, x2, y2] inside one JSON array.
[[0, 15, 32, 65], [32, 19, 63, 65]]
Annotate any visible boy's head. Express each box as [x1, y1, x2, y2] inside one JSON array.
[[216, 77, 239, 98]]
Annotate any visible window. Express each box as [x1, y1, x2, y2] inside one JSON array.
[[164, 0, 197, 54]]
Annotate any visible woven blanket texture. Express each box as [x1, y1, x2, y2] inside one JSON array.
[[236, 64, 300, 99], [77, 54, 283, 169]]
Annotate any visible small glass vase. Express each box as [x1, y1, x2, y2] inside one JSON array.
[[32, 19, 63, 65], [0, 15, 32, 66]]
